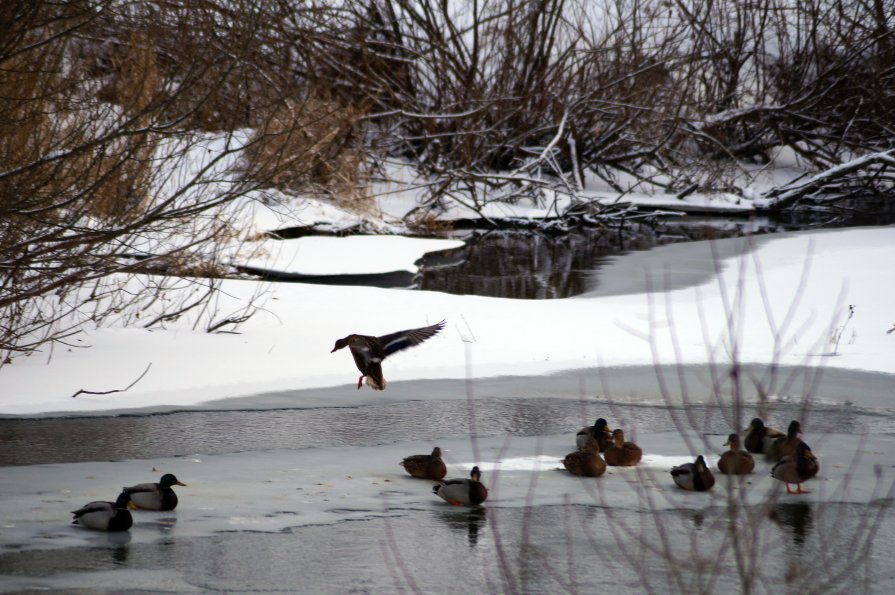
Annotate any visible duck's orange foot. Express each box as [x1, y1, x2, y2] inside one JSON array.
[[785, 483, 809, 495], [357, 375, 364, 390]]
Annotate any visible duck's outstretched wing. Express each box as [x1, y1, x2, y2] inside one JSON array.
[[378, 320, 445, 357]]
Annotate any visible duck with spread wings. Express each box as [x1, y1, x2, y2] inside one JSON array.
[[331, 320, 445, 390]]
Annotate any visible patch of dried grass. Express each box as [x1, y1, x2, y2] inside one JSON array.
[[89, 32, 159, 221], [406, 212, 455, 235], [243, 94, 372, 214]]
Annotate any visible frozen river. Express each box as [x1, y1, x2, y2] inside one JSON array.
[[2, 363, 894, 593]]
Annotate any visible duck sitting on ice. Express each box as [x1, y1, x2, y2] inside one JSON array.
[[71, 492, 133, 531], [433, 466, 488, 506], [671, 455, 716, 491]]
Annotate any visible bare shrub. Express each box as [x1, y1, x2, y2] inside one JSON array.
[[241, 93, 370, 212], [0, 2, 313, 364]]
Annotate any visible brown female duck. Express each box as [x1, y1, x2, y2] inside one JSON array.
[[718, 434, 755, 475], [400, 446, 447, 480], [331, 320, 445, 390], [771, 442, 819, 494], [603, 429, 642, 467], [562, 440, 606, 477]]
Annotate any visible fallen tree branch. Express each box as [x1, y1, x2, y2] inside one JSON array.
[[760, 149, 895, 209], [70, 363, 152, 398]]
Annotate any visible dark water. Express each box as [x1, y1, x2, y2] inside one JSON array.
[[1, 396, 890, 468], [417, 217, 780, 299], [1, 502, 891, 593], [2, 364, 893, 466], [262, 202, 895, 300]]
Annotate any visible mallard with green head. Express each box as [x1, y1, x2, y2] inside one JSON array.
[[562, 440, 606, 477], [744, 418, 785, 455], [401, 446, 447, 480], [718, 433, 755, 475], [71, 492, 133, 531], [433, 466, 488, 506], [771, 442, 819, 494], [603, 429, 642, 467], [575, 418, 613, 452], [123, 473, 186, 511], [671, 455, 716, 491]]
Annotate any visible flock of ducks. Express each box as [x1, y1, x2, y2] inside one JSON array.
[[332, 322, 820, 505], [71, 473, 186, 532], [69, 423, 819, 532], [72, 322, 821, 530], [71, 416, 821, 532], [398, 417, 820, 507], [570, 417, 819, 494]]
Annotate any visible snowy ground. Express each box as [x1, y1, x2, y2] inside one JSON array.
[[2, 224, 893, 416]]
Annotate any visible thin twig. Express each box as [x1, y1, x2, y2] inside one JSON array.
[[70, 363, 152, 398]]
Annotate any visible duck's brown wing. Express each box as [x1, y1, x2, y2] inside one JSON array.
[[378, 321, 445, 357], [347, 338, 383, 374], [402, 453, 431, 464]]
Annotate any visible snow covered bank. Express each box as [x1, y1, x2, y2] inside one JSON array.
[[1, 225, 893, 416]]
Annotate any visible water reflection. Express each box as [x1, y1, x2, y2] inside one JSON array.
[[418, 219, 781, 299], [435, 507, 486, 548], [106, 532, 131, 565], [771, 502, 813, 547], [140, 515, 178, 536]]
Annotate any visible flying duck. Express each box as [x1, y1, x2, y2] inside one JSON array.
[[768, 420, 803, 463], [122, 473, 186, 511], [562, 440, 606, 477], [71, 491, 133, 531], [401, 446, 447, 480], [575, 418, 613, 452], [771, 442, 819, 494], [718, 433, 755, 475], [331, 320, 446, 390], [433, 466, 488, 506], [671, 455, 716, 491], [603, 429, 642, 467], [744, 418, 785, 455]]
